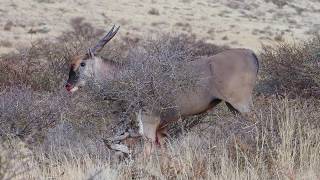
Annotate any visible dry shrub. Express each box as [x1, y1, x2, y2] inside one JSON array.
[[3, 21, 14, 31], [0, 17, 117, 148], [259, 35, 320, 98], [88, 34, 227, 122], [0, 87, 114, 177], [0, 87, 67, 143], [148, 8, 160, 15], [0, 40, 12, 48], [0, 38, 70, 92], [264, 0, 288, 8], [38, 120, 110, 163], [0, 18, 118, 178]]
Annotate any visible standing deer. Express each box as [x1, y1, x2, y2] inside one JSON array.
[[65, 26, 259, 155]]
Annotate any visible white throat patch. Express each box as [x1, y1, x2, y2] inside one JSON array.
[[137, 109, 144, 136]]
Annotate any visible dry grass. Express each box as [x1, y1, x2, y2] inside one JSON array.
[[1, 97, 319, 179]]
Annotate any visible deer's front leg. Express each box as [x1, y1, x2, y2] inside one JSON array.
[[137, 110, 161, 157]]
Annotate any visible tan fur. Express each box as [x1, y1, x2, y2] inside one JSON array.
[[70, 55, 86, 70], [138, 48, 259, 155]]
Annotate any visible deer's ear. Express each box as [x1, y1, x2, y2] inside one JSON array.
[[87, 48, 95, 59]]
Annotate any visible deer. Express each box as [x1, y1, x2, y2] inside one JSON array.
[[65, 25, 259, 155]]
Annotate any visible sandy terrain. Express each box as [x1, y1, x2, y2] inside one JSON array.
[[0, 0, 320, 54]]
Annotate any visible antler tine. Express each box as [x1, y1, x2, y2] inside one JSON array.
[[102, 25, 120, 43], [101, 25, 116, 41], [91, 25, 120, 54]]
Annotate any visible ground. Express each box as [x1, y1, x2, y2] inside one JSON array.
[[1, 0, 320, 54]]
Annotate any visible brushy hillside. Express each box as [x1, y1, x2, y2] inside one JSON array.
[[0, 20, 319, 179]]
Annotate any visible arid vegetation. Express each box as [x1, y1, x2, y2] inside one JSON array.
[[259, 36, 320, 98], [0, 16, 319, 179]]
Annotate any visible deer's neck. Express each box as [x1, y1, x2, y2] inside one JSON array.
[[93, 57, 121, 82]]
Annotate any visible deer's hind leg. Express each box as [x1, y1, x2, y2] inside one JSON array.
[[156, 126, 169, 148]]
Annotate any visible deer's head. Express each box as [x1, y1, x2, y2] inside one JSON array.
[[65, 25, 120, 92]]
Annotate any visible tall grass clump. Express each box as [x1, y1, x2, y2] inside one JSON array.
[[0, 136, 39, 180]]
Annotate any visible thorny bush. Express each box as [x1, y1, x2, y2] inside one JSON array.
[[259, 35, 320, 98]]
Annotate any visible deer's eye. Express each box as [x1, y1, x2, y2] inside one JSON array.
[[80, 63, 86, 67]]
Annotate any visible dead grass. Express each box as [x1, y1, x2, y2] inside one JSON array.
[[1, 97, 319, 179]]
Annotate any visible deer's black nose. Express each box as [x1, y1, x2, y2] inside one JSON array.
[[65, 83, 72, 91]]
